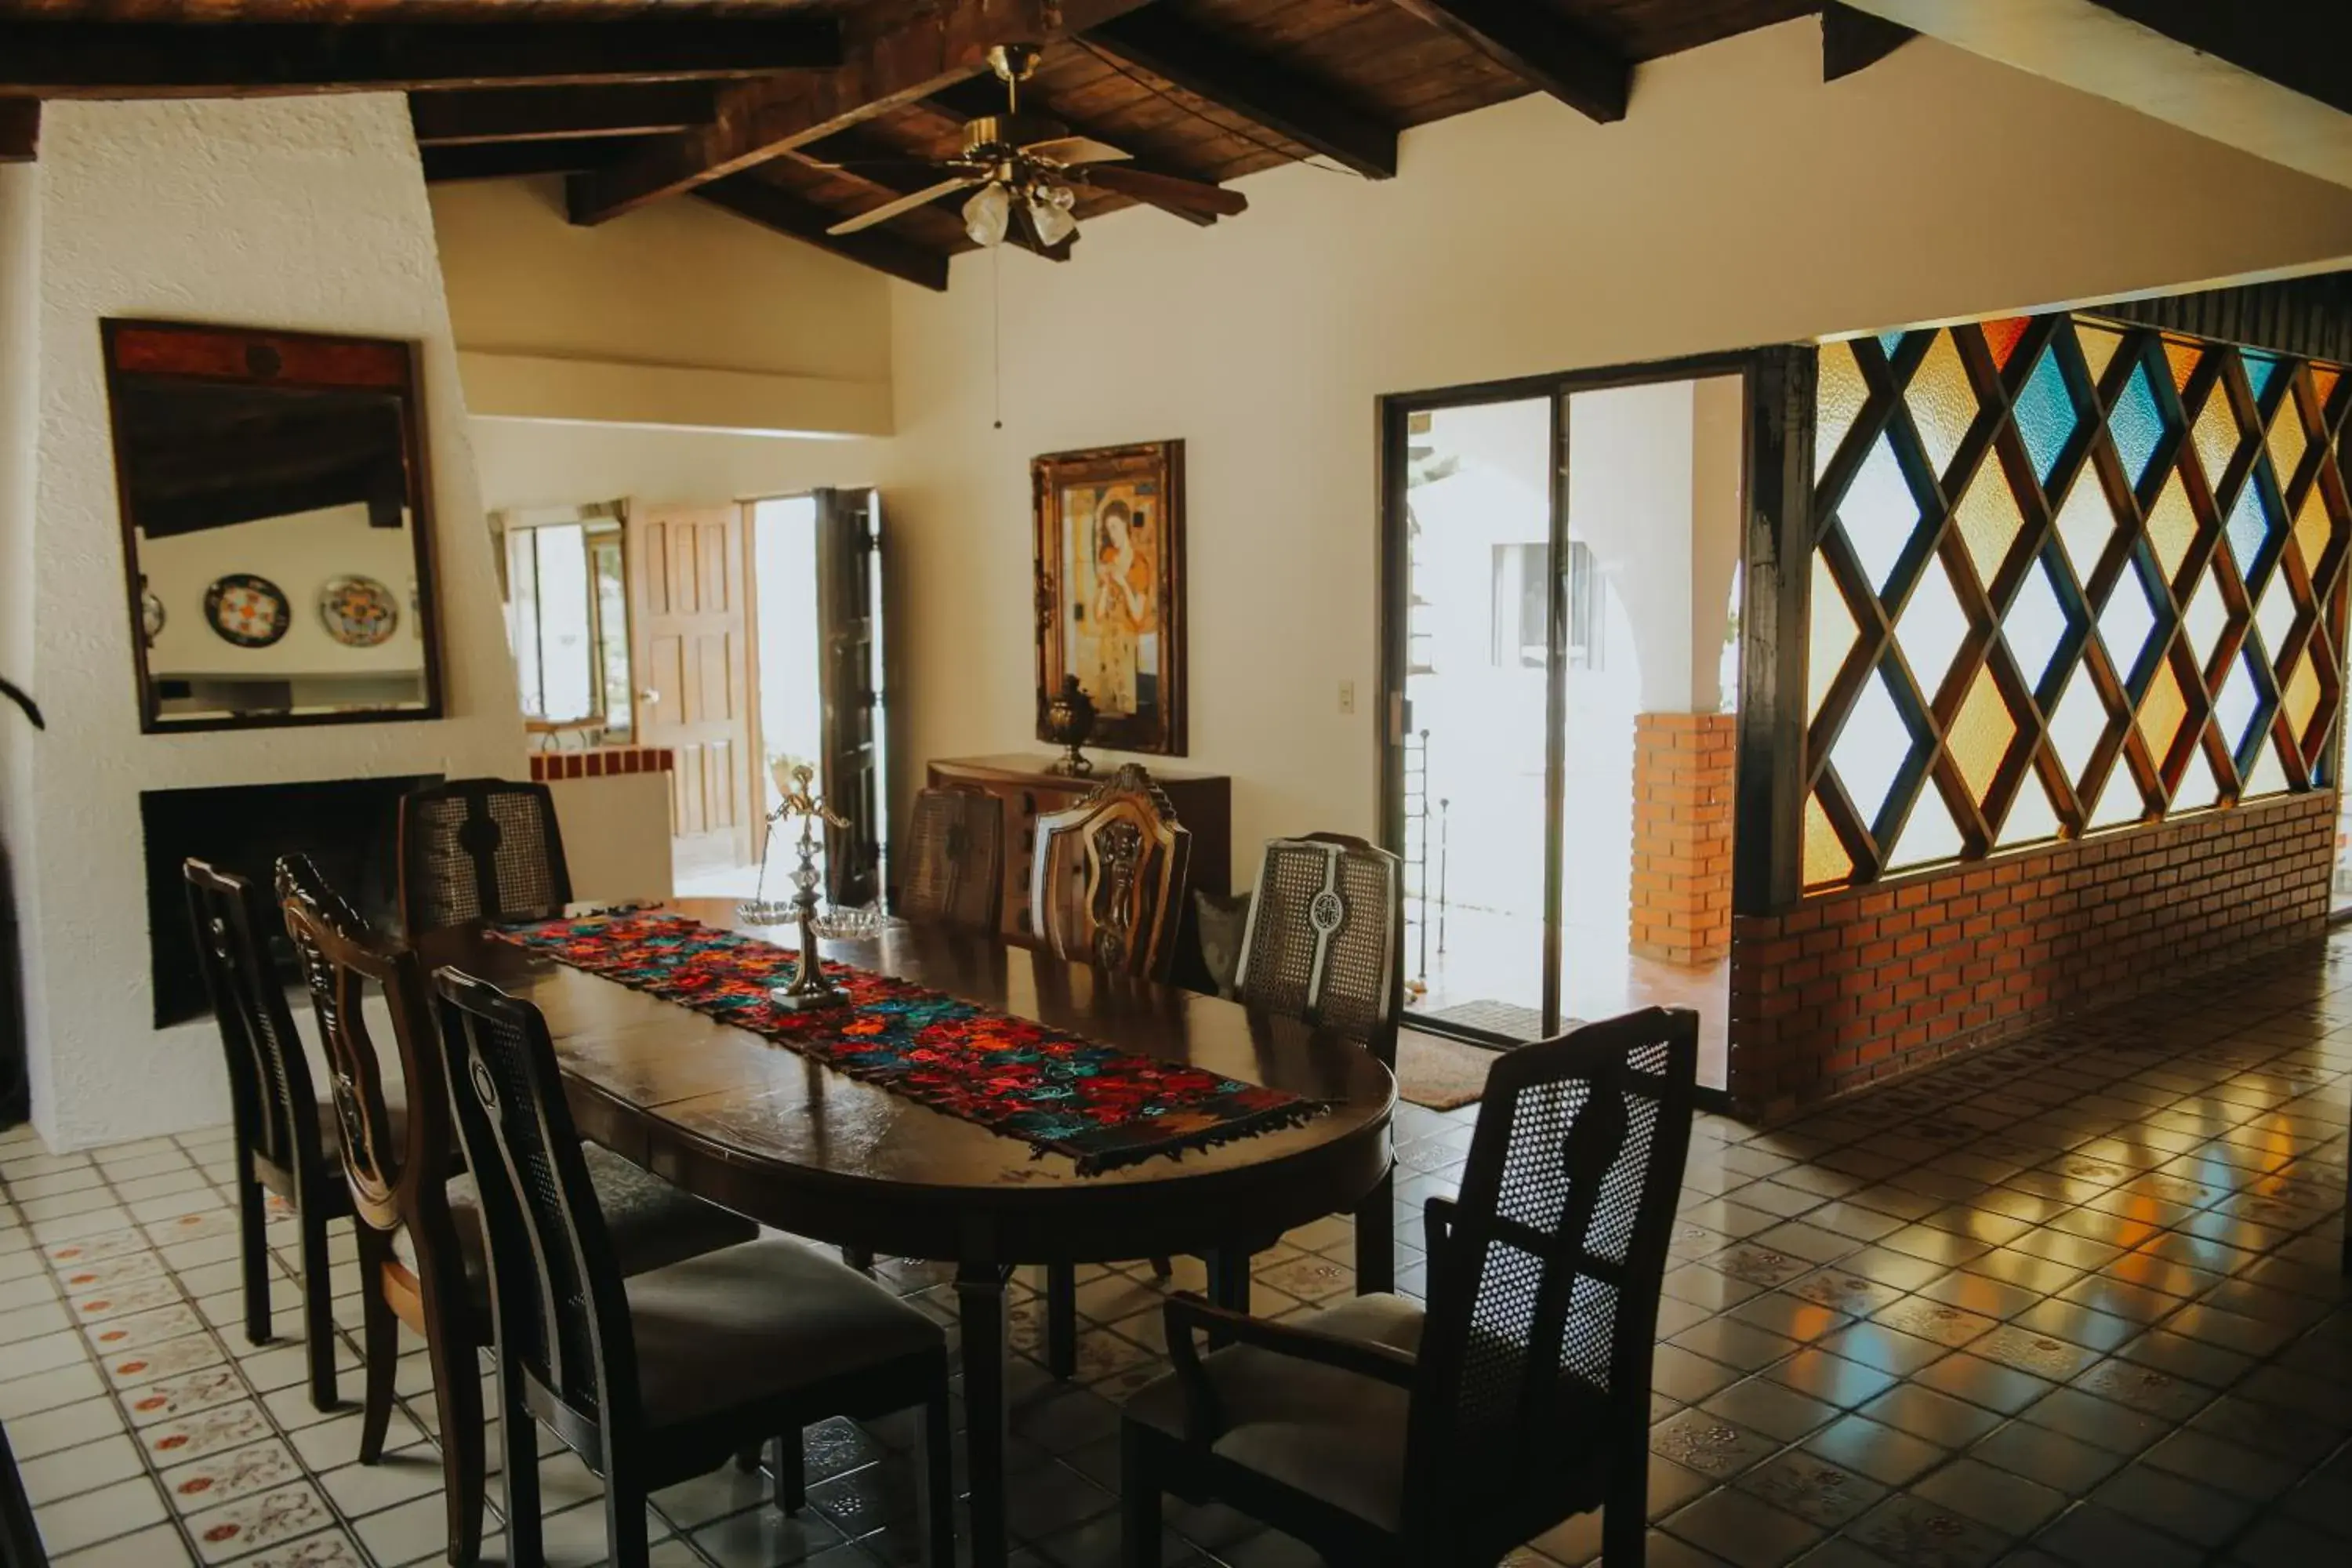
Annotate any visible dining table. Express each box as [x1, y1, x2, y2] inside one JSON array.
[[417, 899, 1396, 1567]]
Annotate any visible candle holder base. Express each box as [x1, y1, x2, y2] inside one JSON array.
[[768, 981, 850, 1012]]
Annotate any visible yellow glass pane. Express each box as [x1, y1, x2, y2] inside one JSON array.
[[2053, 470, 2115, 579], [2148, 469, 2198, 583], [1818, 341, 1867, 481], [1906, 330, 1974, 482], [2267, 389, 2309, 487], [1809, 555, 1855, 721], [2138, 656, 2188, 761], [1802, 793, 1852, 891], [2077, 324, 2124, 387], [2295, 482, 2334, 580], [1954, 458, 2024, 587], [2165, 339, 2202, 395], [1951, 665, 2015, 804], [2191, 381, 2242, 490], [2283, 652, 2322, 742]]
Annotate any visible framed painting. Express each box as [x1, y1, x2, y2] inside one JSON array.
[[1032, 441, 1187, 757]]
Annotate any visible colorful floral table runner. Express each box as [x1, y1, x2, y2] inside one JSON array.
[[492, 911, 1323, 1174]]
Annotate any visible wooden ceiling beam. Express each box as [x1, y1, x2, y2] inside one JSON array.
[[1385, 0, 1629, 123], [695, 176, 950, 292], [422, 137, 651, 184], [1821, 2, 1916, 82], [1086, 9, 1398, 179], [567, 0, 1156, 227], [409, 84, 717, 146], [0, 20, 843, 98], [2086, 0, 2351, 115], [0, 100, 34, 163], [922, 77, 1220, 227]]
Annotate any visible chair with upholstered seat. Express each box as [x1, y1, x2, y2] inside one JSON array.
[[278, 855, 757, 1567], [1120, 1007, 1697, 1568], [1030, 763, 1192, 982], [183, 858, 357, 1413], [397, 778, 572, 938], [433, 967, 957, 1568], [900, 785, 1004, 934]]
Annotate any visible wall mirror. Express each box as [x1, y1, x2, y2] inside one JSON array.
[[103, 319, 443, 732]]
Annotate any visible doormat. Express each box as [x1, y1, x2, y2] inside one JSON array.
[[1396, 1028, 1501, 1112], [1422, 999, 1546, 1040]]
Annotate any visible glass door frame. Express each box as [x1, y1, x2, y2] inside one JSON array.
[[1376, 347, 1780, 1047]]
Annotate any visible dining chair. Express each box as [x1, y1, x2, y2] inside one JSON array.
[[1029, 763, 1192, 982], [432, 967, 958, 1568], [1233, 833, 1405, 1294], [278, 855, 758, 1567], [397, 778, 572, 938], [0, 1417, 45, 1567], [1120, 1007, 1698, 1568], [183, 857, 354, 1413], [900, 785, 1004, 934]]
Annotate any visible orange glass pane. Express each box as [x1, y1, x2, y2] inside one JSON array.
[[1809, 555, 1856, 721], [1951, 666, 2015, 804], [1906, 330, 1974, 481], [2295, 482, 2334, 580], [2076, 324, 2124, 387], [1802, 793, 1852, 891], [2283, 652, 2322, 742], [2053, 470, 2116, 579], [1818, 340, 1867, 481], [2137, 657, 2189, 764], [2267, 387, 2309, 486], [2190, 381, 2242, 490], [2315, 366, 2343, 410], [2148, 469, 2198, 583], [1955, 458, 2025, 587], [1983, 318, 2029, 372], [2165, 339, 2202, 394]]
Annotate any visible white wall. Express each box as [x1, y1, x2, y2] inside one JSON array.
[[1, 97, 524, 1149], [880, 20, 2352, 885], [468, 419, 884, 514]]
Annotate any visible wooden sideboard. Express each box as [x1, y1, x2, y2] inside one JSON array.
[[924, 755, 1232, 981]]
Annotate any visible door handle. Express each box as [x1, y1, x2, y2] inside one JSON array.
[[637, 688, 660, 703]]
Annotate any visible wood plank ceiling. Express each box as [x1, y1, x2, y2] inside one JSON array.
[[0, 0, 1836, 289]]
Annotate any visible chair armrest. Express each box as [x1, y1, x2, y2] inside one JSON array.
[[1162, 1290, 1418, 1445]]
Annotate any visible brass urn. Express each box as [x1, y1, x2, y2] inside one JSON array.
[[1042, 675, 1096, 776]]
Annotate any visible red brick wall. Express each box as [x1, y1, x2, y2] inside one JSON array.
[[528, 747, 673, 782], [1631, 713, 1737, 966], [1728, 792, 2336, 1117]]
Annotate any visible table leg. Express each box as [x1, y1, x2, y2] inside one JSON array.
[[1206, 1248, 1250, 1346], [955, 1263, 1014, 1568]]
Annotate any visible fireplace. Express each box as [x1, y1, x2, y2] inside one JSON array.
[[140, 775, 439, 1028]]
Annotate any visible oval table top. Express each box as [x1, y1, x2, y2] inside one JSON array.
[[417, 900, 1397, 1265]]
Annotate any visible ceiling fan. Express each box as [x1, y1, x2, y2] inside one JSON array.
[[813, 44, 1247, 248]]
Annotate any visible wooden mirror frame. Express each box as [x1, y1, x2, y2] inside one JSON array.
[[1031, 440, 1188, 757], [103, 318, 445, 735]]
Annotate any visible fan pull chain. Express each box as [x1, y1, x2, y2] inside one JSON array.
[[991, 240, 1004, 431]]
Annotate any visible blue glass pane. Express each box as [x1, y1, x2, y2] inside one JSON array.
[[1836, 433, 1926, 596], [2245, 352, 2283, 408], [2014, 345, 2078, 483], [2111, 361, 2166, 489], [1878, 331, 1906, 358], [2226, 474, 2281, 589]]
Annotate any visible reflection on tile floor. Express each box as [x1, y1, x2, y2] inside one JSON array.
[[4, 930, 2350, 1566]]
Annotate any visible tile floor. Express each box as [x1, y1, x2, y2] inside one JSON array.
[[2, 931, 2348, 1566]]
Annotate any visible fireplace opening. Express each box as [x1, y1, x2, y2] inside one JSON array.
[[141, 775, 439, 1028]]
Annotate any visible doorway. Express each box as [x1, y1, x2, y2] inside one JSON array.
[[1381, 362, 1751, 1091]]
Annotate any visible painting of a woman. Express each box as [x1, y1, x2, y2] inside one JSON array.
[[1087, 495, 1157, 714], [1034, 441, 1186, 755]]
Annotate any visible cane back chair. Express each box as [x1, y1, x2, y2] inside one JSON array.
[[1029, 764, 1192, 982], [900, 785, 1004, 934], [183, 858, 353, 1412], [433, 968, 956, 1568], [1121, 1007, 1698, 1568], [280, 855, 754, 1566], [397, 779, 572, 938]]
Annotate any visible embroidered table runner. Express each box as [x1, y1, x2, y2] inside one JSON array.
[[492, 911, 1323, 1174]]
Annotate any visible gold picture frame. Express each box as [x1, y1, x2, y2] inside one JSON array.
[[1032, 440, 1187, 757]]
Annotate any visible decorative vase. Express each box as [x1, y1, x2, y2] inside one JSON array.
[[1043, 675, 1096, 776]]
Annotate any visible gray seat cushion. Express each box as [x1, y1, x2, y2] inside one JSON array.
[[394, 1142, 757, 1309], [626, 1238, 943, 1430], [1124, 1292, 1425, 1530]]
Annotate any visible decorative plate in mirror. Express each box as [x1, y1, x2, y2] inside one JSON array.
[[203, 574, 290, 648], [318, 575, 398, 647]]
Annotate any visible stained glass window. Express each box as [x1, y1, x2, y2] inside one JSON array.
[[1801, 314, 2352, 894]]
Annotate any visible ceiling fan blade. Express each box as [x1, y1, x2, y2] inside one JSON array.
[[1083, 165, 1248, 220], [1022, 135, 1131, 167], [826, 177, 981, 235], [797, 154, 960, 179]]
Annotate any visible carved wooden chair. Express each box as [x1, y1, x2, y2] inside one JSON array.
[[0, 1416, 45, 1568], [397, 778, 573, 938], [433, 967, 956, 1568], [1029, 763, 1192, 982], [1121, 1008, 1698, 1568], [900, 785, 1004, 934], [183, 857, 354, 1413], [1234, 833, 1406, 1294], [279, 855, 756, 1567]]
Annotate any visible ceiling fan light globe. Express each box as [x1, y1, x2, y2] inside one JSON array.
[[964, 183, 1011, 248], [1029, 190, 1078, 247]]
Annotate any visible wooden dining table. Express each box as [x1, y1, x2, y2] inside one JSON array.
[[417, 899, 1396, 1567]]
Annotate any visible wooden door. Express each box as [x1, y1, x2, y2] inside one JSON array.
[[629, 504, 754, 874], [814, 488, 883, 907]]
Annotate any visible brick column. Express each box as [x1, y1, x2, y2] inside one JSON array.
[[1629, 712, 1736, 965]]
